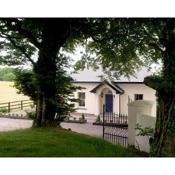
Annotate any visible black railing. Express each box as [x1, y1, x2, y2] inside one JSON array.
[[103, 113, 128, 127], [102, 109, 128, 147], [103, 128, 128, 147], [0, 100, 34, 113]]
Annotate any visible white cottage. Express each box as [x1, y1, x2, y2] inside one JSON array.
[[71, 67, 157, 116], [73, 80, 156, 116]]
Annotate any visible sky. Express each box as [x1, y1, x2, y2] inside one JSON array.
[[71, 66, 156, 82]]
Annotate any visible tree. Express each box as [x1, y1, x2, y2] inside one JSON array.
[[0, 18, 85, 127], [14, 68, 81, 126]]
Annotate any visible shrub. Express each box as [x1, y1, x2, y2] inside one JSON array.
[[81, 113, 85, 120], [0, 107, 8, 113], [64, 116, 70, 121], [96, 115, 101, 123], [26, 111, 36, 119], [79, 113, 86, 121], [30, 104, 35, 109]]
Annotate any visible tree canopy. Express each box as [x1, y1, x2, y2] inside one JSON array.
[[0, 19, 163, 78]]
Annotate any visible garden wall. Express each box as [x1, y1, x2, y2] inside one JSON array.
[[128, 100, 156, 153]]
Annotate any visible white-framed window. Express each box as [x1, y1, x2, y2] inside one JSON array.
[[134, 94, 143, 100], [78, 92, 85, 107]]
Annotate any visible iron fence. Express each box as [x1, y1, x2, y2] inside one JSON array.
[[103, 109, 128, 147]]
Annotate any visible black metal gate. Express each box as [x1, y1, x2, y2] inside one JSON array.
[[102, 107, 128, 147]]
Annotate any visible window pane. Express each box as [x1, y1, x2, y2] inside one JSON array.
[[78, 92, 85, 106], [134, 94, 143, 100]]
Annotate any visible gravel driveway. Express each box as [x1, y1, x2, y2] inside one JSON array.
[[0, 116, 102, 137], [0, 112, 102, 136], [0, 118, 33, 131], [60, 113, 103, 138], [61, 122, 103, 138]]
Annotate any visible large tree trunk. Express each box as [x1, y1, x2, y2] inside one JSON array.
[[33, 19, 69, 127], [145, 20, 175, 156], [33, 92, 43, 127], [153, 92, 175, 156]]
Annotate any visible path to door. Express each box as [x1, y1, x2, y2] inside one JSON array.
[[61, 113, 103, 138], [61, 122, 103, 138]]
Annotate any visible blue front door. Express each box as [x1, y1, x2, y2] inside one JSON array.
[[105, 94, 113, 112]]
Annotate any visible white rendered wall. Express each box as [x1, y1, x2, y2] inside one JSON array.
[[136, 114, 156, 152], [128, 100, 156, 153], [118, 83, 156, 115], [73, 82, 156, 116], [73, 83, 121, 115], [73, 83, 99, 115]]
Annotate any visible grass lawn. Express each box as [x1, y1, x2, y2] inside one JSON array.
[[0, 128, 146, 157]]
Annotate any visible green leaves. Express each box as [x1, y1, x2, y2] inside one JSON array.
[[135, 123, 154, 137], [14, 69, 37, 101], [73, 19, 165, 79], [0, 67, 16, 81]]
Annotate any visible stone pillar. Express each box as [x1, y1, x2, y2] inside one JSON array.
[[128, 100, 155, 146]]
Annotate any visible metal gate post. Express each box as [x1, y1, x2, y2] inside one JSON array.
[[103, 104, 105, 139]]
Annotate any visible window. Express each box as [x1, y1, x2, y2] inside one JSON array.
[[134, 94, 143, 100], [78, 92, 85, 107]]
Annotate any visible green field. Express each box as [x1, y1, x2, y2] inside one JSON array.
[[0, 81, 29, 103]]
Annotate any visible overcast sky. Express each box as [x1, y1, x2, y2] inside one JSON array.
[[71, 66, 157, 82]]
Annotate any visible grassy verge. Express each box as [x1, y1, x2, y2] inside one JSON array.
[[0, 128, 146, 157]]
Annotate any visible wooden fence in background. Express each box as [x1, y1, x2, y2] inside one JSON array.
[[0, 100, 34, 113]]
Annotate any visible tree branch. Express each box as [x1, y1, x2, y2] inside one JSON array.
[[1, 19, 42, 49], [149, 42, 165, 55], [0, 33, 36, 65], [143, 26, 165, 55]]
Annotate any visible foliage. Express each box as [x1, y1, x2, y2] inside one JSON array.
[[26, 111, 36, 119], [74, 19, 164, 80], [135, 124, 155, 154], [0, 128, 142, 157], [0, 19, 164, 81], [0, 107, 8, 113], [0, 67, 16, 81], [96, 115, 102, 123], [14, 67, 82, 118], [14, 69, 37, 102], [79, 113, 86, 122], [55, 69, 82, 117], [135, 123, 154, 137], [64, 116, 70, 121]]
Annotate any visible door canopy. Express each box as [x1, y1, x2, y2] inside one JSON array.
[[90, 80, 124, 94]]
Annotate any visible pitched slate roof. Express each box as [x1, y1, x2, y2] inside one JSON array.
[[90, 80, 124, 94], [71, 67, 154, 82]]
